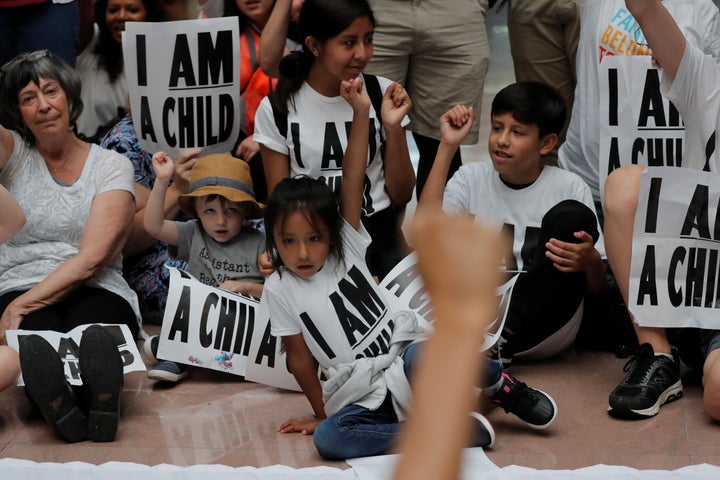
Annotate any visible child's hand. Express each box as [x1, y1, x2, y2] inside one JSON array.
[[171, 148, 202, 193], [411, 208, 502, 331], [340, 76, 371, 113], [277, 415, 322, 435], [439, 105, 474, 148], [235, 136, 260, 162], [381, 82, 412, 128], [219, 280, 263, 298], [545, 231, 600, 273], [258, 251, 274, 277], [151, 151, 175, 183]]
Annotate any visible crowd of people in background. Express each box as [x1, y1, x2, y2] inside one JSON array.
[[0, 0, 719, 475]]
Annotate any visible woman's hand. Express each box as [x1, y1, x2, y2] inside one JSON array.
[[340, 77, 371, 113], [0, 300, 27, 345], [382, 82, 412, 128], [277, 415, 323, 435]]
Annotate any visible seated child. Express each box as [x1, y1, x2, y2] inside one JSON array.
[[419, 81, 606, 423], [260, 76, 556, 461], [142, 152, 265, 383]]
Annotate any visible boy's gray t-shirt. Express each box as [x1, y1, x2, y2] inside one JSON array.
[[171, 220, 265, 288]]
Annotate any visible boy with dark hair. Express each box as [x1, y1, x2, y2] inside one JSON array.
[[420, 81, 606, 416]]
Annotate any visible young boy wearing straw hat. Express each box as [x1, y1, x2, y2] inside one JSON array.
[[142, 151, 266, 382]]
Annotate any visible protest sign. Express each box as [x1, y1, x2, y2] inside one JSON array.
[[161, 254, 519, 392], [599, 55, 685, 201], [380, 253, 519, 351], [630, 167, 720, 329], [158, 268, 260, 378], [7, 324, 144, 386], [123, 18, 240, 159]]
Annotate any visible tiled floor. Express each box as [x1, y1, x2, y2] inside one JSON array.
[[1, 333, 718, 470], [2, 6, 719, 473]]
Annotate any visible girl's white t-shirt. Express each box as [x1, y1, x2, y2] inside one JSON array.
[[260, 221, 396, 370], [254, 73, 409, 217]]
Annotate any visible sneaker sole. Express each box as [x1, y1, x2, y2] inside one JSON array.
[[469, 411, 496, 448], [19, 335, 87, 443], [608, 380, 684, 419], [147, 368, 189, 383], [80, 327, 123, 442]]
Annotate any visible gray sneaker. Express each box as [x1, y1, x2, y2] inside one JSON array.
[[147, 360, 189, 383]]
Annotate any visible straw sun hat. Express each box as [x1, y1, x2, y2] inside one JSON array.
[[178, 153, 264, 218]]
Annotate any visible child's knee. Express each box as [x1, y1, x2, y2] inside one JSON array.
[[703, 349, 720, 420]]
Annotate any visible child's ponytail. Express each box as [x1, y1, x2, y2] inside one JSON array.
[[274, 48, 315, 115], [273, 0, 376, 114]]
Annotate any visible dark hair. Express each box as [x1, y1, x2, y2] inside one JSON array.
[[93, 0, 168, 82], [490, 81, 567, 138], [264, 176, 344, 272], [274, 0, 375, 114], [0, 50, 83, 145]]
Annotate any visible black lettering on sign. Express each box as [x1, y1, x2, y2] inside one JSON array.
[[163, 97, 177, 146], [638, 69, 666, 127], [668, 246, 686, 307], [680, 184, 710, 239], [384, 262, 420, 298], [685, 247, 707, 307], [169, 34, 196, 87], [169, 285, 192, 343], [136, 34, 147, 86], [644, 177, 662, 234], [139, 96, 157, 142], [199, 292, 219, 348], [608, 137, 621, 175], [636, 244, 658, 306], [608, 68, 618, 126], [214, 296, 238, 352], [197, 30, 233, 84], [234, 301, 254, 356], [253, 322, 278, 368]]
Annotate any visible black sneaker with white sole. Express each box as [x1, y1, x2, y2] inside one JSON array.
[[608, 343, 683, 419], [488, 373, 558, 429]]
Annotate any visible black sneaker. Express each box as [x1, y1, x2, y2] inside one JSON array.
[[608, 343, 683, 419], [19, 335, 88, 443], [469, 412, 495, 448], [79, 325, 123, 442], [488, 373, 558, 429]]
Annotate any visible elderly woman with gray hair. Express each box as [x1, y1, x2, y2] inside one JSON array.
[[0, 50, 140, 443]]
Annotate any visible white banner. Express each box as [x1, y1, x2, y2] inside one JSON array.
[[380, 253, 519, 351], [599, 56, 685, 201], [123, 18, 240, 159], [630, 167, 720, 329], [7, 324, 145, 386]]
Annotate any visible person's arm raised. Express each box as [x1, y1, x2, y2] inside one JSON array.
[[626, 0, 686, 81], [418, 105, 474, 210]]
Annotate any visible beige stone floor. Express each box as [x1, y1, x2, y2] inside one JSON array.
[[1, 332, 719, 469]]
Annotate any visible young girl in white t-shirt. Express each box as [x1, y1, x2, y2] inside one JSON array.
[[260, 75, 557, 460], [254, 0, 416, 280]]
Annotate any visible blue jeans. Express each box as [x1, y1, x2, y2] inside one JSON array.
[[313, 342, 422, 459]]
